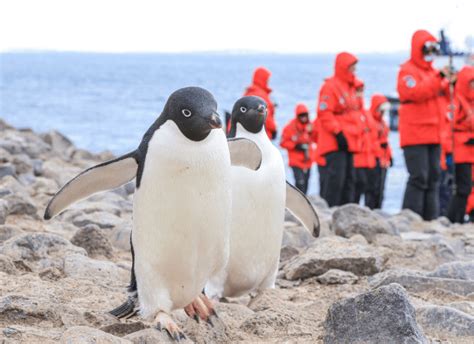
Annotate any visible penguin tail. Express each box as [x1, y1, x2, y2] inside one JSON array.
[[109, 296, 138, 319]]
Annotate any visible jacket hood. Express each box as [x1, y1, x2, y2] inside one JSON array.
[[370, 94, 389, 120], [354, 78, 365, 90], [334, 52, 358, 84], [295, 103, 309, 116], [455, 66, 474, 101], [252, 67, 272, 93], [410, 30, 437, 70]]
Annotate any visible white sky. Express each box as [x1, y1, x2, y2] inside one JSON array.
[[0, 0, 472, 53]]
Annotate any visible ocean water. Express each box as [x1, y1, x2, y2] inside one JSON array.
[[1, 52, 410, 213]]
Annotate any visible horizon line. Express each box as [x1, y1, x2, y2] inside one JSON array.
[[0, 48, 410, 56]]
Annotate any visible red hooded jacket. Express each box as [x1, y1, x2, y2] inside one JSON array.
[[311, 117, 327, 166], [467, 166, 474, 215], [244, 67, 277, 139], [370, 94, 393, 168], [280, 103, 315, 169], [397, 30, 449, 147], [315, 52, 362, 156], [453, 66, 474, 164]]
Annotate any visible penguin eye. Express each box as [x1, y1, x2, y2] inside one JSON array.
[[240, 107, 247, 113], [181, 109, 192, 118]]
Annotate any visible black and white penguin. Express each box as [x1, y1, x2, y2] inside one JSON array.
[[205, 95, 320, 298], [44, 87, 262, 340]]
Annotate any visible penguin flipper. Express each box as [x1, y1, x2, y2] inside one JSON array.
[[285, 181, 320, 237], [44, 152, 138, 220], [227, 138, 262, 170]]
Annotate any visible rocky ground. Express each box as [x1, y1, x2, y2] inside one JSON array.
[[1, 118, 474, 343]]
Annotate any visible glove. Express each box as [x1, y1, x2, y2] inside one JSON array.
[[465, 138, 474, 146], [445, 153, 453, 168], [335, 132, 348, 151], [380, 142, 388, 149], [295, 144, 309, 152]]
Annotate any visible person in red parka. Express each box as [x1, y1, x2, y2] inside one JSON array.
[[312, 117, 327, 195], [353, 79, 379, 208], [315, 52, 362, 206], [397, 29, 454, 220], [370, 94, 393, 208], [467, 166, 474, 223], [244, 67, 277, 140], [447, 66, 474, 223], [439, 88, 454, 216], [280, 103, 315, 194]]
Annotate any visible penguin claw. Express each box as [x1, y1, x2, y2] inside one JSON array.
[[155, 312, 186, 342]]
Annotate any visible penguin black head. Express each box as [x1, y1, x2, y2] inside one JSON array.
[[163, 86, 222, 141], [228, 96, 267, 138]]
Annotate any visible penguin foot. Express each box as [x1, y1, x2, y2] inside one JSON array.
[[155, 312, 186, 342], [184, 293, 219, 326]]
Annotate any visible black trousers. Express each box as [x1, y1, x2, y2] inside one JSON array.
[[291, 167, 310, 195], [447, 163, 472, 223], [318, 165, 326, 196], [402, 144, 441, 221], [379, 167, 387, 209], [355, 163, 383, 210], [320, 151, 355, 207], [355, 168, 368, 205]]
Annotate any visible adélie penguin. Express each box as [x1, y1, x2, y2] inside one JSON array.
[[205, 95, 320, 298], [111, 95, 320, 320], [44, 87, 262, 340]]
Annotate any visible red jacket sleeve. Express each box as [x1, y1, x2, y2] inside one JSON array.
[[397, 68, 443, 103], [280, 123, 297, 150], [317, 83, 342, 135]]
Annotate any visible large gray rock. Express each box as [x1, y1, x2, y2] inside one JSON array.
[[317, 269, 358, 285], [0, 254, 17, 274], [323, 283, 427, 344], [0, 233, 86, 270], [417, 305, 474, 337], [109, 222, 132, 251], [0, 163, 16, 179], [282, 225, 315, 249], [388, 209, 423, 233], [60, 326, 131, 344], [369, 269, 474, 296], [124, 328, 179, 343], [71, 224, 114, 258], [2, 191, 38, 216], [0, 225, 25, 243], [63, 254, 128, 283], [72, 211, 125, 230], [427, 261, 474, 280], [0, 199, 8, 225], [283, 236, 387, 280], [41, 130, 73, 155], [332, 204, 398, 242], [308, 194, 329, 209], [448, 301, 474, 316], [0, 294, 63, 327]]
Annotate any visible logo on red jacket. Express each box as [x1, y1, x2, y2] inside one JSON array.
[[403, 75, 416, 88]]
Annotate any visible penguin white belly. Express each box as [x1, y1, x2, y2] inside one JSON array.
[[208, 129, 286, 298], [132, 122, 231, 319]]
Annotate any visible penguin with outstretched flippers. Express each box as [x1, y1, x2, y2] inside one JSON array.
[[44, 87, 262, 341]]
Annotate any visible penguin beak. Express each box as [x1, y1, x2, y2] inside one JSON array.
[[208, 112, 222, 129], [257, 104, 266, 116]]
